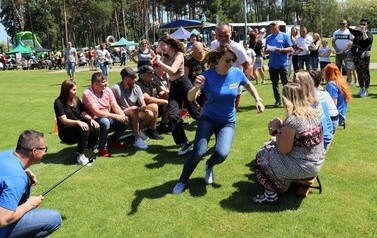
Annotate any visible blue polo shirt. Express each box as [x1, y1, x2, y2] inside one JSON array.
[[0, 150, 29, 237], [201, 67, 248, 124], [265, 32, 292, 69]]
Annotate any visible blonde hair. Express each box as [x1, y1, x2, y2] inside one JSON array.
[[292, 71, 318, 104], [323, 64, 352, 103], [282, 83, 318, 119]]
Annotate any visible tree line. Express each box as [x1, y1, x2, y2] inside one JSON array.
[[0, 0, 375, 50]]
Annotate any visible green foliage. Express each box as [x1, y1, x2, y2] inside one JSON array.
[[0, 66, 376, 237]]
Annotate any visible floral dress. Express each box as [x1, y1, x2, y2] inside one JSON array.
[[255, 115, 325, 193]]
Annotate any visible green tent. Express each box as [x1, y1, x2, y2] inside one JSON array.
[[190, 29, 200, 35], [110, 37, 138, 47], [6, 44, 34, 55]]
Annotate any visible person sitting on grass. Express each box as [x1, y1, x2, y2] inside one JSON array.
[[112, 67, 163, 150], [136, 65, 169, 136], [323, 64, 352, 128], [253, 83, 324, 204], [54, 79, 100, 165], [82, 72, 128, 157], [0, 130, 62, 237]]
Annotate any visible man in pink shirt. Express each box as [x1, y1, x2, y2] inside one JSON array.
[[83, 72, 128, 157]]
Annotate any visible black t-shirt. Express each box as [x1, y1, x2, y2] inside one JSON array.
[[136, 80, 161, 98], [54, 98, 84, 130], [249, 40, 263, 57], [184, 57, 206, 84]]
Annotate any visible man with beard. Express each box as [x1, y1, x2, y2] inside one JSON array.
[[112, 67, 162, 150]]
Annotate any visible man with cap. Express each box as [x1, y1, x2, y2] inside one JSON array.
[[111, 67, 159, 150], [137, 65, 168, 137], [264, 21, 293, 107], [83, 72, 128, 157]]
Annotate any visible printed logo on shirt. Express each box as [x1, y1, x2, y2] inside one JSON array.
[[229, 83, 238, 90], [335, 35, 351, 40]]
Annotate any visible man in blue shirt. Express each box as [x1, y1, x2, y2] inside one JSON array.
[[0, 130, 62, 237], [265, 22, 293, 107]]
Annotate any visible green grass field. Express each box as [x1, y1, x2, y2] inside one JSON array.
[[0, 66, 376, 237]]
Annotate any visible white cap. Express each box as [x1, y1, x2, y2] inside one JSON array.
[[260, 28, 266, 32]]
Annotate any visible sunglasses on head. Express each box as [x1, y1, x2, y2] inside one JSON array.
[[224, 56, 236, 63]]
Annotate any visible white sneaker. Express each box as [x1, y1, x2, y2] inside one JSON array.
[[360, 89, 368, 97], [134, 137, 148, 150], [357, 88, 364, 96], [139, 129, 149, 141], [77, 154, 92, 166], [172, 182, 186, 194], [205, 164, 214, 184]]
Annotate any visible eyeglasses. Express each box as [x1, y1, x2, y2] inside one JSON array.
[[224, 56, 236, 63], [36, 147, 48, 152]]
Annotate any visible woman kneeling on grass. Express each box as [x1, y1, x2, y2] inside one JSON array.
[[173, 44, 265, 194], [54, 79, 100, 166], [253, 83, 325, 204]]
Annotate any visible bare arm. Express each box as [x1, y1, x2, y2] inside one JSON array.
[[155, 53, 184, 77], [244, 81, 265, 113], [0, 196, 43, 227], [130, 50, 138, 63], [188, 75, 205, 101], [275, 125, 296, 155], [143, 93, 168, 106]]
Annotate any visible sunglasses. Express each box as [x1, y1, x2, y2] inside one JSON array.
[[339, 23, 346, 25], [224, 56, 236, 63], [359, 23, 367, 26]]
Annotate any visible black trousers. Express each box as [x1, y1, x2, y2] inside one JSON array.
[[269, 66, 289, 102], [354, 56, 371, 89], [59, 125, 100, 154], [168, 76, 200, 145]]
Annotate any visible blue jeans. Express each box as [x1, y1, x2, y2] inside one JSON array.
[[99, 62, 109, 77], [5, 209, 61, 238], [310, 57, 319, 70], [65, 62, 75, 75], [298, 54, 311, 70], [178, 116, 235, 183], [96, 117, 127, 149]]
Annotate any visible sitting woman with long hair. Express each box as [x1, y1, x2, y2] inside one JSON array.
[[323, 64, 352, 128], [54, 80, 100, 165], [253, 83, 324, 204]]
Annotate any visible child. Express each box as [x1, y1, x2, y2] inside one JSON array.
[[345, 50, 357, 85]]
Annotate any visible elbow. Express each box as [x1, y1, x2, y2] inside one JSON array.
[[0, 218, 11, 227]]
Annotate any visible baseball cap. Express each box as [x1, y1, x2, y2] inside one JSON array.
[[260, 27, 266, 32], [138, 65, 154, 74], [120, 67, 136, 78]]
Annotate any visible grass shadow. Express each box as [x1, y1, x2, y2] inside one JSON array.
[[127, 178, 219, 215], [145, 145, 187, 169], [219, 161, 305, 213], [42, 146, 78, 165]]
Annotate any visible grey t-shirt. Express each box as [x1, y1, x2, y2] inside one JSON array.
[[111, 82, 144, 110], [65, 47, 77, 63]]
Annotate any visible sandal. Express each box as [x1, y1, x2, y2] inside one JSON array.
[[253, 192, 279, 204]]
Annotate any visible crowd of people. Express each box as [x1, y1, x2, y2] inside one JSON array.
[[0, 18, 371, 237]]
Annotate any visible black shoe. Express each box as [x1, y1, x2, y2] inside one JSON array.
[[149, 129, 164, 140], [157, 123, 171, 133], [274, 100, 282, 108], [178, 142, 192, 156]]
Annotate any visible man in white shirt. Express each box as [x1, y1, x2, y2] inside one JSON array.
[[332, 19, 354, 70], [295, 27, 313, 70]]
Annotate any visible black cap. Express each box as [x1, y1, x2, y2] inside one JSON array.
[[138, 65, 154, 74], [120, 67, 136, 78]]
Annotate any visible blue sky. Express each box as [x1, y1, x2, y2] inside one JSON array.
[[0, 23, 10, 43]]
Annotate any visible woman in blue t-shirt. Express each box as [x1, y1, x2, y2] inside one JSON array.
[[172, 44, 265, 194]]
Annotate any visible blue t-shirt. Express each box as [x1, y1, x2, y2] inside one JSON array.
[[201, 67, 248, 124], [326, 81, 347, 125], [0, 150, 29, 237], [314, 102, 333, 150], [265, 32, 292, 69]]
